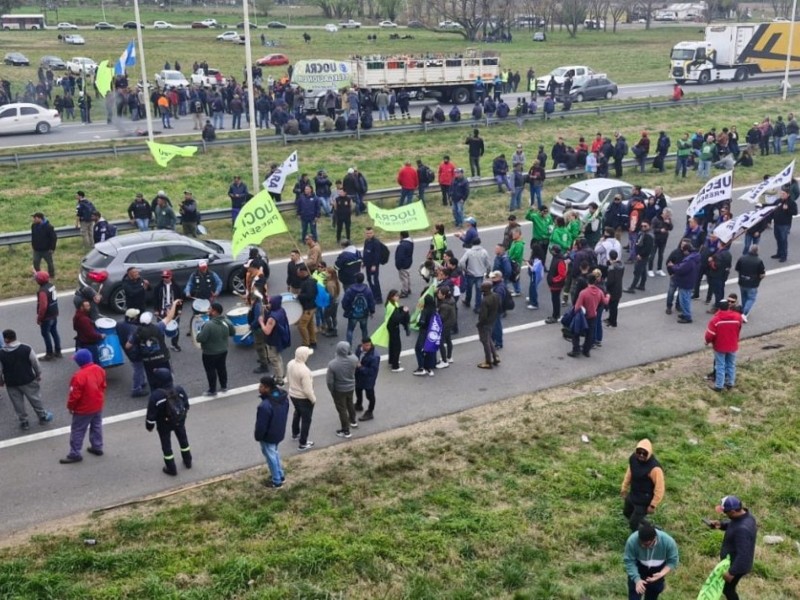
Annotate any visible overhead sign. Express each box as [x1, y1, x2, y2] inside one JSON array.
[[686, 170, 733, 216], [367, 201, 430, 232], [291, 60, 354, 88]]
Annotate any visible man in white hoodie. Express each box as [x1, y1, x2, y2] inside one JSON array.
[[286, 346, 316, 450]]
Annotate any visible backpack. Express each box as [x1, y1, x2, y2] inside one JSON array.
[[315, 282, 330, 309], [162, 388, 187, 425], [350, 291, 369, 319], [105, 223, 118, 238], [421, 165, 435, 184], [378, 240, 390, 265], [276, 316, 291, 351], [620, 140, 629, 156], [510, 260, 521, 283], [502, 289, 515, 311]]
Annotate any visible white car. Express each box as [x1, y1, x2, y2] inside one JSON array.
[[537, 65, 595, 94], [56, 22, 79, 30], [549, 178, 671, 222], [378, 20, 398, 28], [217, 30, 241, 41], [200, 18, 218, 28], [67, 56, 97, 74], [155, 70, 190, 89], [0, 103, 61, 135], [324, 23, 338, 33], [153, 21, 174, 29], [438, 20, 463, 29], [63, 34, 85, 45]]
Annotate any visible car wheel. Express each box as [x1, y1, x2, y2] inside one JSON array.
[[36, 122, 51, 134], [604, 90, 613, 100], [228, 267, 246, 296], [575, 93, 584, 102], [110, 286, 127, 314]]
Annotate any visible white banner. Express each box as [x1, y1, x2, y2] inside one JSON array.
[[686, 170, 734, 216], [263, 151, 299, 194], [713, 205, 777, 244], [737, 160, 795, 204]]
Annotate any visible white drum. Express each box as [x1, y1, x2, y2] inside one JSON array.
[[164, 320, 179, 338], [191, 313, 210, 349], [192, 298, 211, 314], [281, 293, 303, 325]]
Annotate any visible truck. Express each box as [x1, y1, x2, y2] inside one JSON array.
[[155, 69, 190, 89], [339, 19, 361, 29], [191, 68, 228, 88], [670, 22, 800, 84]]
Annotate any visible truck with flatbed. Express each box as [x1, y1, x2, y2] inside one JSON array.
[[190, 68, 228, 88], [670, 22, 800, 84]]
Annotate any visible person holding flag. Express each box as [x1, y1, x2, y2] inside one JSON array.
[[114, 41, 137, 75], [371, 289, 410, 372]]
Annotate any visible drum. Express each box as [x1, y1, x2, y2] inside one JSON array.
[[95, 317, 124, 368], [281, 293, 303, 325], [164, 320, 179, 338], [227, 305, 253, 346], [192, 298, 211, 314], [191, 313, 210, 349]]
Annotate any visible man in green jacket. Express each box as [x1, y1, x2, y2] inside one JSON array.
[[196, 302, 234, 396], [675, 132, 692, 178], [623, 522, 679, 600], [507, 228, 526, 296], [525, 205, 553, 259]]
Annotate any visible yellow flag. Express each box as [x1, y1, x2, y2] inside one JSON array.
[[146, 141, 198, 168], [95, 60, 114, 98], [371, 301, 395, 347], [232, 189, 289, 257], [367, 201, 430, 232]]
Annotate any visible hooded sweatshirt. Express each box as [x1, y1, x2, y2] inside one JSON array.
[[326, 340, 358, 393], [286, 346, 315, 403], [620, 439, 665, 509]]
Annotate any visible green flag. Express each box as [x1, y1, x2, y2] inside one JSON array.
[[696, 556, 731, 600], [409, 281, 438, 330], [232, 189, 289, 257], [367, 201, 430, 232], [94, 60, 114, 97], [371, 301, 396, 347], [147, 141, 198, 168]]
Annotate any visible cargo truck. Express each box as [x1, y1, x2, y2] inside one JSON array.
[[670, 22, 800, 84]]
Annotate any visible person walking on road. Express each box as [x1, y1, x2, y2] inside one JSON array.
[[34, 271, 62, 360], [620, 439, 665, 531], [327, 341, 359, 439], [704, 298, 744, 392], [145, 368, 192, 476], [705, 495, 758, 600], [355, 337, 380, 421], [295, 265, 319, 348], [287, 346, 316, 450], [623, 522, 679, 600], [363, 227, 386, 304], [342, 272, 375, 347], [735, 245, 766, 320], [0, 329, 54, 431], [476, 281, 500, 369], [254, 375, 290, 488], [60, 348, 107, 464], [31, 212, 57, 277], [196, 302, 235, 396]]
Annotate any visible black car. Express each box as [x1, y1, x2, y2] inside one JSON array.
[[266, 21, 287, 29], [122, 21, 145, 29], [407, 20, 424, 28], [3, 52, 30, 67], [40, 55, 67, 70], [237, 22, 259, 29], [94, 21, 117, 30], [568, 76, 619, 102]]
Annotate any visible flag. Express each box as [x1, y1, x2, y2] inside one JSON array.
[[686, 171, 734, 216], [738, 160, 795, 204], [367, 201, 430, 232], [696, 556, 731, 600], [263, 151, 299, 194], [147, 141, 198, 168], [94, 60, 114, 97], [371, 301, 395, 347], [115, 40, 136, 75], [231, 189, 289, 257], [714, 204, 777, 244]]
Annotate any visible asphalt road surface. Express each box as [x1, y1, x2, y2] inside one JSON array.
[[0, 192, 798, 537]]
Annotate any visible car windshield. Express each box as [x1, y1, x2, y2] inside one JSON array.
[[671, 49, 696, 60], [200, 240, 225, 254], [557, 186, 590, 204], [550, 68, 568, 77], [83, 248, 115, 268]]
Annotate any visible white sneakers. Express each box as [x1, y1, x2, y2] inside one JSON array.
[[435, 361, 449, 369], [647, 270, 655, 277], [657, 270, 667, 276]]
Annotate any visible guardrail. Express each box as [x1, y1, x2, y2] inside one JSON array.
[[0, 87, 791, 166]]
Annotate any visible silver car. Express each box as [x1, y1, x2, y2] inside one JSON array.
[[78, 231, 266, 313]]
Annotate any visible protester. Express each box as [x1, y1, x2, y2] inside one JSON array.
[[0, 329, 54, 431], [126, 302, 179, 388], [286, 346, 316, 450], [327, 341, 359, 438], [620, 439, 665, 531], [145, 368, 192, 476], [734, 245, 766, 320], [254, 375, 290, 488], [705, 495, 758, 600], [354, 337, 380, 421], [476, 281, 500, 369], [116, 309, 147, 397], [60, 349, 107, 464], [196, 302, 235, 396], [34, 271, 62, 360], [395, 231, 414, 298], [31, 212, 57, 277], [704, 298, 744, 392], [623, 522, 679, 600]]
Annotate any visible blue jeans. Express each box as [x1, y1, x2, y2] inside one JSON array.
[[378, 106, 388, 121], [509, 187, 523, 210], [714, 351, 737, 389], [463, 274, 482, 310], [452, 201, 465, 227], [346, 318, 368, 346], [131, 361, 147, 393], [418, 183, 428, 206], [627, 576, 664, 600], [495, 174, 510, 191], [528, 277, 539, 307], [232, 112, 242, 129], [259, 441, 284, 485], [212, 110, 224, 129], [774, 223, 791, 260], [742, 233, 759, 255], [594, 306, 604, 343], [675, 155, 688, 177], [399, 189, 414, 206], [318, 195, 332, 216], [492, 315, 503, 347], [530, 184, 543, 208], [678, 288, 693, 321], [135, 218, 150, 231], [666, 278, 678, 309], [39, 319, 61, 355], [160, 108, 171, 128], [740, 286, 758, 316], [301, 219, 318, 242], [788, 133, 797, 153], [698, 159, 711, 180], [773, 136, 783, 154]]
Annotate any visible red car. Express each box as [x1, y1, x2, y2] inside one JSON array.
[[256, 53, 289, 67]]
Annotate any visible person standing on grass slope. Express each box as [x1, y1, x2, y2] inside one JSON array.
[[620, 439, 665, 531], [465, 128, 485, 180], [705, 495, 758, 600], [397, 161, 419, 207], [735, 245, 765, 320], [60, 348, 107, 464], [145, 368, 192, 477], [228, 175, 249, 225], [438, 155, 456, 206], [254, 375, 290, 489], [623, 521, 679, 600], [75, 191, 96, 249], [327, 340, 359, 439], [354, 337, 380, 421], [31, 212, 57, 278], [0, 329, 54, 432], [196, 302, 235, 397], [179, 190, 201, 238], [34, 271, 62, 361], [704, 298, 744, 392]]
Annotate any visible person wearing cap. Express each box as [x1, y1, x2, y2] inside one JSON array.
[[196, 302, 235, 396], [620, 439, 665, 531], [623, 521, 679, 600], [363, 227, 385, 304], [153, 194, 176, 230], [59, 348, 107, 464], [455, 216, 479, 249], [706, 495, 758, 598], [73, 299, 105, 364], [31, 212, 57, 278], [146, 368, 192, 476], [0, 329, 54, 431], [704, 298, 744, 392], [450, 168, 470, 228], [228, 175, 250, 224], [121, 267, 150, 312], [34, 271, 62, 360], [437, 155, 456, 207], [179, 191, 201, 238], [126, 301, 180, 388], [184, 259, 222, 335], [770, 186, 798, 263], [254, 375, 290, 488], [116, 308, 147, 397], [127, 193, 153, 232], [154, 270, 184, 352]]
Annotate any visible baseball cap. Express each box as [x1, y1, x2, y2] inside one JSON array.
[[125, 308, 141, 319], [184, 189, 192, 194], [135, 192, 144, 198], [489, 270, 503, 280], [465, 216, 477, 225], [516, 143, 523, 149], [716, 495, 743, 513], [157, 190, 167, 197], [34, 271, 50, 284], [73, 348, 93, 366], [161, 270, 173, 278], [347, 167, 355, 174], [139, 312, 154, 325], [198, 259, 208, 268]]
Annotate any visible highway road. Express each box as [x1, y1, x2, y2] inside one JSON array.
[[0, 73, 795, 150], [0, 191, 798, 538]]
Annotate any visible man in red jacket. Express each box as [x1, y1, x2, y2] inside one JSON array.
[[569, 273, 609, 358], [437, 155, 456, 206], [397, 160, 419, 207], [60, 348, 107, 464], [704, 298, 744, 392], [73, 300, 104, 364]]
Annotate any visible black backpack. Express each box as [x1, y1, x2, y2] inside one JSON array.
[[502, 289, 515, 311], [422, 165, 435, 184], [162, 388, 187, 425], [510, 261, 521, 283], [378, 240, 390, 265]]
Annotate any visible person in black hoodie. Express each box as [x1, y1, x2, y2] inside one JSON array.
[[705, 495, 758, 599], [295, 265, 318, 348], [395, 231, 414, 298], [354, 337, 380, 420], [384, 289, 410, 372], [253, 375, 289, 488], [145, 368, 191, 477], [31, 212, 57, 277]]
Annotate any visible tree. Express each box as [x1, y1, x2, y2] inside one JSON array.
[[558, 0, 588, 38], [632, 0, 656, 28], [378, 0, 404, 21], [770, 0, 793, 19], [255, 0, 274, 18], [430, 0, 486, 42], [609, 0, 630, 32], [0, 0, 23, 14], [587, 0, 611, 30]]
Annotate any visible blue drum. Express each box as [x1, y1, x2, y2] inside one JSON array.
[[227, 306, 253, 346], [95, 317, 125, 368]]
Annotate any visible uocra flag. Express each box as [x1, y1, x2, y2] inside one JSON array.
[[686, 171, 733, 216], [738, 160, 795, 204]]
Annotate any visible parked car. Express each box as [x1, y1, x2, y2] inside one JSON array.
[[153, 21, 174, 29], [339, 19, 361, 28], [94, 21, 116, 30], [40, 55, 67, 70], [266, 21, 287, 28], [155, 70, 190, 89], [63, 34, 86, 45], [0, 103, 61, 135], [378, 20, 398, 28], [568, 76, 618, 102], [549, 178, 671, 224], [536, 65, 596, 95], [191, 21, 209, 29], [407, 20, 424, 28], [533, 31, 546, 42], [324, 23, 339, 32], [4, 52, 30, 67], [122, 21, 145, 29], [236, 21, 258, 29], [217, 30, 241, 41], [67, 56, 97, 74], [256, 53, 289, 67], [438, 20, 463, 29], [200, 18, 218, 28], [78, 231, 266, 313], [56, 22, 79, 30]]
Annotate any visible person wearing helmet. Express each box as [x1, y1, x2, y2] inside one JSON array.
[[34, 271, 62, 360]]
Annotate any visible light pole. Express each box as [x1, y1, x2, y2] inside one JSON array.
[[783, 0, 798, 101], [133, 0, 154, 141], [242, 0, 261, 192]]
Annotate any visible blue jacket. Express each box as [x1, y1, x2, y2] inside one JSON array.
[[296, 193, 320, 221], [493, 253, 512, 279], [492, 157, 509, 176], [395, 238, 414, 270], [341, 283, 375, 318], [254, 388, 289, 444], [450, 177, 470, 203], [671, 251, 701, 289], [335, 247, 363, 286], [363, 237, 383, 267], [355, 345, 380, 388], [461, 226, 478, 248]]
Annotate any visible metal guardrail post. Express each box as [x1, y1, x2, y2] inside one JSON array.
[[14, 154, 19, 168], [112, 145, 118, 158]]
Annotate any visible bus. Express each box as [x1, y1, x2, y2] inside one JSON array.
[[1, 14, 46, 30]]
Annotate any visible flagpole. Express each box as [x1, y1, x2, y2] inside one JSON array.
[[242, 0, 260, 192], [132, 0, 154, 142]]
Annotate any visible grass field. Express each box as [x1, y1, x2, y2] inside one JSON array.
[[1, 327, 799, 599]]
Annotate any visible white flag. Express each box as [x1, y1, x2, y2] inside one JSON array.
[[713, 205, 777, 244], [737, 160, 795, 204], [263, 151, 299, 195], [686, 170, 733, 216]]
